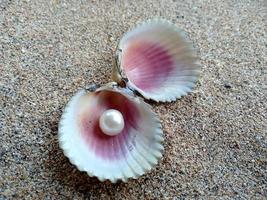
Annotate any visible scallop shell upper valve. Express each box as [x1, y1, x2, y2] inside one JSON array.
[[113, 19, 200, 102], [59, 84, 164, 182]]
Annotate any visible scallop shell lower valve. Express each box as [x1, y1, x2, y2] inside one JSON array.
[[59, 19, 200, 182], [59, 84, 164, 182]]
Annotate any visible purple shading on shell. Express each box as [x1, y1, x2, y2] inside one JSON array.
[[122, 40, 174, 91], [78, 91, 140, 161]]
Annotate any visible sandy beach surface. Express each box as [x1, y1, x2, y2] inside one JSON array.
[[1, 0, 266, 199]]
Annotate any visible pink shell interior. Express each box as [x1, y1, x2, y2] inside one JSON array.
[[77, 91, 140, 161], [121, 40, 174, 91]]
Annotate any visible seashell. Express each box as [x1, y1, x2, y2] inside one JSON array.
[[59, 83, 164, 183], [113, 19, 200, 102]]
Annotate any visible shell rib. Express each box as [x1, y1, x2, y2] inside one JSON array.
[[116, 19, 201, 102], [58, 85, 164, 183]]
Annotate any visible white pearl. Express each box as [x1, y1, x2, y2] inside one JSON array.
[[99, 109, 125, 136]]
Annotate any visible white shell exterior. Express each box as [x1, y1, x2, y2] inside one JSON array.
[[58, 85, 164, 183], [117, 18, 201, 102]]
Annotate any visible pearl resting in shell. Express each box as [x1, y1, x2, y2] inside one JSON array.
[[99, 109, 125, 136]]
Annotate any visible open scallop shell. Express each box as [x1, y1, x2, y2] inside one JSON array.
[[113, 19, 200, 102], [58, 83, 164, 183]]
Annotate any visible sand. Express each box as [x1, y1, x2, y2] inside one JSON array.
[[1, 0, 266, 199]]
